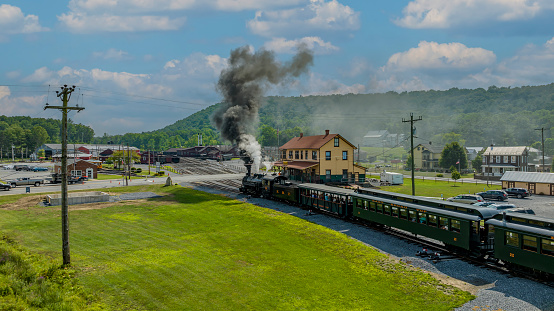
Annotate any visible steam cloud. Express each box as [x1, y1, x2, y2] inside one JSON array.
[[213, 45, 313, 171]]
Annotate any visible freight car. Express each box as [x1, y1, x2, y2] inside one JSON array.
[[240, 175, 554, 279]]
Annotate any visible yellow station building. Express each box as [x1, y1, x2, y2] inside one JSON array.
[[274, 130, 366, 183]]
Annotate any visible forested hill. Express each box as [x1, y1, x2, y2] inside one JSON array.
[[0, 115, 94, 157], [97, 83, 554, 151]]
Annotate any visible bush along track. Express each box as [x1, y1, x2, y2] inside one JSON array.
[[0, 235, 106, 310]]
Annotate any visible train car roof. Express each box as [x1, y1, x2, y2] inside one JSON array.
[[356, 186, 494, 211], [486, 218, 554, 237], [490, 212, 554, 223], [353, 192, 483, 221], [298, 183, 355, 196]]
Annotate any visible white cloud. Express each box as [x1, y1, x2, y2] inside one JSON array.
[[69, 0, 306, 13], [247, 0, 360, 37], [366, 37, 554, 93], [395, 0, 553, 29], [385, 41, 496, 71], [470, 37, 554, 86], [214, 0, 306, 11], [0, 4, 48, 35], [58, 13, 186, 33], [5, 52, 229, 134], [264, 37, 339, 54], [92, 48, 130, 60], [68, 0, 197, 14]]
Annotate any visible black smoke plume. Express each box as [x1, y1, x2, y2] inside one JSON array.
[[212, 45, 313, 171]]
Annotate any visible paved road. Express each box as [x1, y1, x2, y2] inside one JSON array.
[[0, 162, 243, 195], [2, 162, 552, 219]]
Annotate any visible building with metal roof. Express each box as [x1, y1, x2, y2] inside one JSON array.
[[482, 146, 530, 178], [500, 171, 554, 195]]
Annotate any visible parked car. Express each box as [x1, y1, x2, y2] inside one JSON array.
[[7, 177, 45, 187], [488, 203, 535, 214], [488, 203, 517, 210], [504, 187, 530, 198], [0, 182, 11, 191], [447, 194, 484, 204], [3, 165, 13, 170], [32, 166, 49, 172], [477, 190, 508, 201], [472, 201, 496, 207], [13, 165, 31, 171]]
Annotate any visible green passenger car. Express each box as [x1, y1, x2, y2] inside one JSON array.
[[352, 193, 495, 252], [486, 213, 554, 275], [298, 184, 355, 218], [273, 183, 299, 202]]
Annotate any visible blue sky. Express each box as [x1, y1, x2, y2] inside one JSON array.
[[1, 0, 554, 135]]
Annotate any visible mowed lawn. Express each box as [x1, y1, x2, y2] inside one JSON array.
[[380, 178, 502, 198], [0, 185, 473, 310]]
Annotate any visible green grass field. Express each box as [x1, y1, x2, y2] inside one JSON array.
[[376, 178, 502, 198], [0, 185, 474, 310]]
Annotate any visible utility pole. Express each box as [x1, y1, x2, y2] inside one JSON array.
[[44, 85, 84, 266], [402, 113, 422, 196], [535, 128, 545, 172]]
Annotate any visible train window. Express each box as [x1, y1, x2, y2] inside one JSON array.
[[529, 220, 545, 227], [384, 204, 391, 215], [376, 204, 383, 213], [409, 210, 417, 222], [511, 217, 527, 224], [444, 205, 455, 210], [439, 217, 449, 230], [363, 200, 369, 210], [368, 201, 375, 211], [522, 235, 537, 252], [457, 207, 468, 213], [451, 219, 461, 233], [400, 208, 408, 220], [541, 239, 554, 257], [505, 231, 519, 247], [356, 199, 362, 209], [418, 212, 427, 224], [392, 206, 399, 217], [428, 215, 437, 227], [488, 225, 495, 234]]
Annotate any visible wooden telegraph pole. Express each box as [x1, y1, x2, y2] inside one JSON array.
[[44, 85, 84, 266], [402, 113, 422, 196]]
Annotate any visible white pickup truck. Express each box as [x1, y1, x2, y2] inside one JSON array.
[[8, 177, 45, 187]]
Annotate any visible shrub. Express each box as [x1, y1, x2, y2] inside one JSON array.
[[131, 167, 136, 172], [136, 168, 142, 173], [436, 173, 443, 177]]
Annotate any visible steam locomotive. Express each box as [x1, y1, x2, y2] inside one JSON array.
[[239, 172, 554, 279]]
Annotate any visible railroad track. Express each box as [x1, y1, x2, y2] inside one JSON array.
[[191, 179, 242, 194], [170, 158, 242, 175]]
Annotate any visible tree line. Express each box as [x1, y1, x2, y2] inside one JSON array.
[[0, 116, 93, 160], [4, 83, 554, 161]]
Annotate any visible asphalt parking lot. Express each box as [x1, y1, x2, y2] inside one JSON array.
[[495, 194, 554, 219]]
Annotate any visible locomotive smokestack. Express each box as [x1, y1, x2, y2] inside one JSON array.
[[212, 45, 313, 174]]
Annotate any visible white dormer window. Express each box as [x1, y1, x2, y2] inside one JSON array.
[[496, 156, 501, 163], [503, 156, 508, 163], [511, 156, 516, 163]]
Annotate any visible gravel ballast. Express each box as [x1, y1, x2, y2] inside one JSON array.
[[183, 182, 554, 311]]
